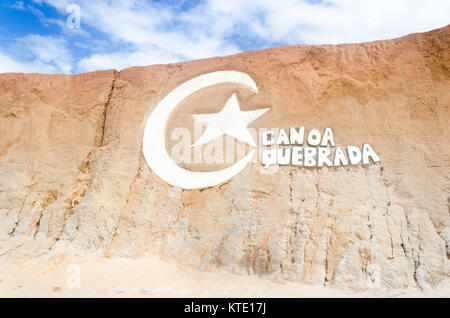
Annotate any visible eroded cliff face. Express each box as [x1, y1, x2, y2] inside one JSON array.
[[0, 26, 449, 290]]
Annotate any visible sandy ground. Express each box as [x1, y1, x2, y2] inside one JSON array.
[[0, 255, 448, 298]]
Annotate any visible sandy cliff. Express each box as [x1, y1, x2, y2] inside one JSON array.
[[0, 26, 449, 291]]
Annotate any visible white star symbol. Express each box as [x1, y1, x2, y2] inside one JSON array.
[[191, 94, 270, 148]]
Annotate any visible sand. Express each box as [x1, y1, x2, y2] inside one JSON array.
[[0, 256, 448, 298]]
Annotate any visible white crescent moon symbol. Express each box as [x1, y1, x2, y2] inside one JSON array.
[[142, 71, 258, 190]]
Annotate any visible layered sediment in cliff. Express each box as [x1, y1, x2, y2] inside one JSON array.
[[0, 26, 449, 290]]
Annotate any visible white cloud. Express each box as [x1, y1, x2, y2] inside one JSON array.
[[0, 34, 73, 74], [16, 34, 73, 73], [2, 0, 450, 74], [77, 47, 179, 71], [76, 41, 240, 73], [194, 0, 450, 44], [39, 0, 241, 72], [0, 52, 57, 73]]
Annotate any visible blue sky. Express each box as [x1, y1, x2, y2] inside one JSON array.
[[0, 0, 449, 74]]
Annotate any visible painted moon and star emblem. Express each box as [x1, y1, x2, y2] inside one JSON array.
[[142, 71, 269, 190]]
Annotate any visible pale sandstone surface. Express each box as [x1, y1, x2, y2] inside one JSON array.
[[0, 26, 449, 294], [1, 255, 449, 297]]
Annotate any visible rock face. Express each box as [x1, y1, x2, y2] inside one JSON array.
[[0, 26, 449, 290]]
